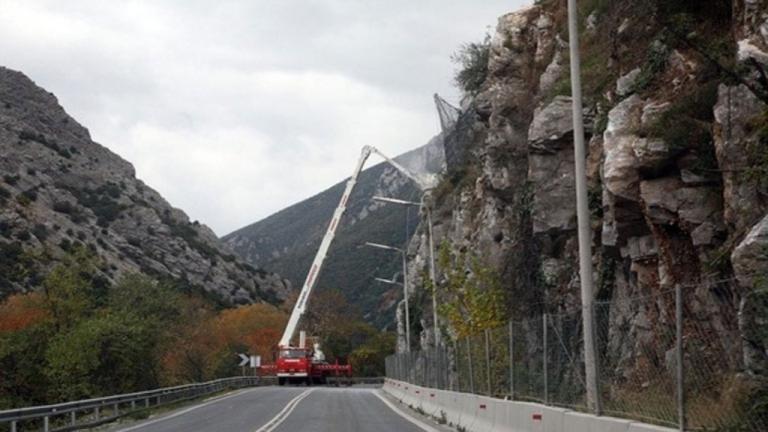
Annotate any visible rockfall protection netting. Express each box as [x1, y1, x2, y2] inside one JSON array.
[[434, 93, 460, 133], [385, 279, 768, 431]]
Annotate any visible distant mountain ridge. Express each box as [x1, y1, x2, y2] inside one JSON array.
[[0, 66, 290, 305], [223, 136, 445, 326]]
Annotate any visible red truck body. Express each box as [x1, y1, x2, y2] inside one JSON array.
[[260, 347, 351, 385]]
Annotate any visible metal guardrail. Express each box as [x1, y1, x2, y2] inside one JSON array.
[[0, 376, 273, 432]]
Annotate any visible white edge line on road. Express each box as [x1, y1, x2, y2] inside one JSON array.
[[374, 390, 442, 432], [253, 388, 315, 432], [116, 387, 260, 431]]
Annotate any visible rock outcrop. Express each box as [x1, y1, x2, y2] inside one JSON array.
[[0, 67, 290, 305], [400, 0, 768, 415]]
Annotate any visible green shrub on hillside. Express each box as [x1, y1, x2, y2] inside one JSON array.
[[452, 35, 491, 95]]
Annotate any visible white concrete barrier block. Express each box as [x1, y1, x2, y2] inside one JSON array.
[[627, 422, 676, 432], [564, 411, 633, 432]]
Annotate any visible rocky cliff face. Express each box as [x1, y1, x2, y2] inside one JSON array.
[[0, 67, 290, 305], [404, 0, 768, 385]]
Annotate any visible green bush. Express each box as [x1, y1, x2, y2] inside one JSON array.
[[45, 312, 159, 400], [452, 35, 491, 95], [641, 81, 719, 152]]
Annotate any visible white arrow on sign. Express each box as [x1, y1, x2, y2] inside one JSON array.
[[238, 353, 250, 367]]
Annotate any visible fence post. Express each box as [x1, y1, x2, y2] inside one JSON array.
[[509, 320, 515, 399], [543, 313, 548, 405], [484, 329, 492, 396], [676, 284, 685, 432], [466, 338, 475, 394]]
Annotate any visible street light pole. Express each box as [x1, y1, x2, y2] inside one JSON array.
[[366, 242, 411, 352], [568, 0, 601, 414], [373, 195, 440, 347], [424, 200, 439, 346], [401, 249, 411, 352]]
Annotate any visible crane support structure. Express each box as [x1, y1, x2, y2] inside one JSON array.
[[278, 145, 427, 348]]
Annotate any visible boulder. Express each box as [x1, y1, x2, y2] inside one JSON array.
[[732, 215, 768, 289], [529, 151, 576, 234], [732, 214, 768, 374], [713, 84, 767, 231], [603, 95, 643, 201], [640, 177, 723, 227], [529, 96, 575, 153], [616, 67, 642, 97]]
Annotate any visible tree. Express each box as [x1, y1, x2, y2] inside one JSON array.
[[108, 273, 183, 327], [436, 241, 507, 338], [349, 332, 396, 377], [0, 292, 49, 333], [451, 34, 491, 95], [41, 246, 102, 331], [159, 302, 287, 383], [0, 325, 53, 409], [45, 312, 158, 401]]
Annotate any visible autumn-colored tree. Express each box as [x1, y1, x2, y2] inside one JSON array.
[[0, 292, 49, 333], [436, 241, 507, 338], [159, 302, 287, 384]]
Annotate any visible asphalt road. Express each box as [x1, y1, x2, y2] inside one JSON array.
[[113, 386, 439, 432]]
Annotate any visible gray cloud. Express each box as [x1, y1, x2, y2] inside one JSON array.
[[0, 0, 529, 235]]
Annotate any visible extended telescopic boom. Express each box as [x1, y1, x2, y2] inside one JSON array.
[[278, 146, 427, 347]]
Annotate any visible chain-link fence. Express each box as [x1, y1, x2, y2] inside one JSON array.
[[385, 280, 768, 431]]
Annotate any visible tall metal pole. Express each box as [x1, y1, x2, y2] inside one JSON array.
[[426, 203, 440, 347], [543, 313, 549, 404], [403, 250, 411, 352], [568, 0, 601, 414], [509, 320, 515, 399], [484, 329, 492, 396], [676, 284, 685, 432]]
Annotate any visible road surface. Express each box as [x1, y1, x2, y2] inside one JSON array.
[[112, 386, 443, 432]]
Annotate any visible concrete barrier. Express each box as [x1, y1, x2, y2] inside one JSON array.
[[382, 380, 675, 432]]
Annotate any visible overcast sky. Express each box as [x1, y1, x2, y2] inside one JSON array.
[[0, 0, 530, 236]]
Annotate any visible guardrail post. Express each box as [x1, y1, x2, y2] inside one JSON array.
[[11, 420, 17, 432], [543, 313, 548, 405], [114, 402, 119, 416], [71, 410, 77, 426], [131, 400, 136, 410], [509, 320, 515, 399], [95, 406, 100, 421], [43, 416, 49, 432], [145, 398, 150, 408]]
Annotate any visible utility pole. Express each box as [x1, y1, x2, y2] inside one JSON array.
[[425, 200, 439, 347], [568, 0, 601, 414], [367, 242, 411, 352], [372, 195, 439, 347]]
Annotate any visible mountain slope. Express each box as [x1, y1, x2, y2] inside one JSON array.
[[0, 66, 290, 305], [223, 137, 445, 326]]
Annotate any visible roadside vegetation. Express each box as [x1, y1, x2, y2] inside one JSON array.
[[0, 247, 393, 410]]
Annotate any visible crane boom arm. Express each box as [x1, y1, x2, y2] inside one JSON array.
[[278, 145, 426, 347]]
